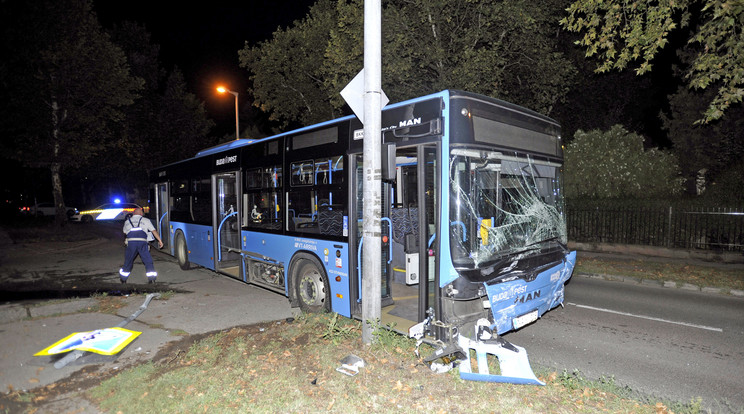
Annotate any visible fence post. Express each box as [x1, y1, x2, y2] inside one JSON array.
[[666, 206, 673, 248]]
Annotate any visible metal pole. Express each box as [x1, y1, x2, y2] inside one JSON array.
[[361, 0, 382, 345], [234, 92, 240, 140]]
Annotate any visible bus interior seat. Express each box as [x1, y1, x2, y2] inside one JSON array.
[[318, 206, 343, 236], [391, 207, 419, 250]]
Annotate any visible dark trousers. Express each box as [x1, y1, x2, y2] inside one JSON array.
[[119, 241, 156, 278]]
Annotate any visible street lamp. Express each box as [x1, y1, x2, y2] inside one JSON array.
[[216, 86, 239, 140]]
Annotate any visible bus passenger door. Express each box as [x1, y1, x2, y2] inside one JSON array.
[[213, 172, 242, 279], [352, 145, 437, 335], [382, 145, 437, 333], [155, 182, 170, 250]]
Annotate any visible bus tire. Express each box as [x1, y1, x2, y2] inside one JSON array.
[[175, 232, 190, 270], [293, 253, 330, 313]]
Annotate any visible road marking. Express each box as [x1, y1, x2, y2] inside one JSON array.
[[567, 302, 723, 332]]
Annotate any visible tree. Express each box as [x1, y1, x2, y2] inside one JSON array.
[[100, 22, 215, 203], [240, 0, 575, 126], [239, 0, 339, 126], [153, 69, 216, 166], [661, 86, 744, 194], [560, 0, 744, 123], [0, 0, 143, 225], [564, 125, 683, 198]]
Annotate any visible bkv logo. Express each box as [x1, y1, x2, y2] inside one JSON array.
[[514, 289, 541, 304]]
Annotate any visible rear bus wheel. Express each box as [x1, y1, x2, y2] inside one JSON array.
[[175, 232, 190, 270], [293, 254, 330, 313]]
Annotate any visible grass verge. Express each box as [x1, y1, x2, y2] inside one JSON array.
[[85, 314, 693, 414], [575, 256, 744, 291]]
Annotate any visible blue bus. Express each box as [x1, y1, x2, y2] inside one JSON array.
[[149, 90, 576, 384]]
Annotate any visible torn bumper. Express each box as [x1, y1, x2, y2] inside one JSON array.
[[457, 332, 544, 385], [485, 251, 576, 335]]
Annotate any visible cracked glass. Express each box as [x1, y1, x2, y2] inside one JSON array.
[[449, 148, 566, 268]]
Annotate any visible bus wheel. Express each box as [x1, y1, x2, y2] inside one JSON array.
[[293, 254, 329, 313], [175, 232, 190, 270]]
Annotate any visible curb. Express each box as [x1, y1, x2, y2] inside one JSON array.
[[574, 272, 744, 298], [0, 298, 98, 325]]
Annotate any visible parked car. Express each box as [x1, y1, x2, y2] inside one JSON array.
[[19, 202, 78, 218], [70, 203, 142, 223]]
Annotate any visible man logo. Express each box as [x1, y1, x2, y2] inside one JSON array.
[[399, 117, 421, 128], [514, 290, 541, 304]]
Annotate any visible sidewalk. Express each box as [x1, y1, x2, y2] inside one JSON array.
[[0, 228, 298, 412]]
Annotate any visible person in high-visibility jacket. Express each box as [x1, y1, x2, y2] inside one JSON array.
[[119, 207, 163, 284]]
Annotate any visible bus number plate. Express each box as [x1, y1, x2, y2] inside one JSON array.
[[512, 310, 538, 329]]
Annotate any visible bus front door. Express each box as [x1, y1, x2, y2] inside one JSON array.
[[353, 145, 437, 335], [155, 182, 170, 251], [381, 145, 437, 334], [213, 172, 242, 279]]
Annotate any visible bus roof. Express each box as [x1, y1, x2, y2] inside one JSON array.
[[183, 89, 557, 161], [194, 90, 451, 159]]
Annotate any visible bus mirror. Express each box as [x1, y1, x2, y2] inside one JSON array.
[[382, 143, 396, 183]]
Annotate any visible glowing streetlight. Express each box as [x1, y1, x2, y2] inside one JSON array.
[[216, 86, 239, 140]]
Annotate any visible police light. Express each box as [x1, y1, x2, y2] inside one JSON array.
[[113, 198, 121, 204]]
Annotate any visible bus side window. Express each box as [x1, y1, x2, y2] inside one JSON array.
[[191, 177, 211, 225], [288, 190, 318, 233], [291, 161, 314, 186], [245, 165, 282, 231], [171, 179, 191, 223]]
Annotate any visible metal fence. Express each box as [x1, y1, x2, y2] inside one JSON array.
[[566, 206, 744, 252]]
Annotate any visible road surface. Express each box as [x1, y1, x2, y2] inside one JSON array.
[[506, 276, 744, 412]]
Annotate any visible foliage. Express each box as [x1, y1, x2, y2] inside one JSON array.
[[319, 312, 359, 344], [240, 0, 575, 126], [153, 69, 216, 166], [238, 0, 340, 127], [560, 0, 744, 124], [100, 23, 215, 200], [702, 161, 744, 203], [661, 85, 744, 195], [564, 125, 684, 198]]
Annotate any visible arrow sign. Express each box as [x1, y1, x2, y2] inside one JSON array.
[[340, 69, 389, 125]]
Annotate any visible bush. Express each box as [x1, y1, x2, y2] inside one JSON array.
[[564, 125, 684, 199]]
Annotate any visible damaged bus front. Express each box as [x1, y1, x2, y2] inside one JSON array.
[[410, 92, 576, 385]]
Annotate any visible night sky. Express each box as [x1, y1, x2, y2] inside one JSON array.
[[93, 1, 316, 133]]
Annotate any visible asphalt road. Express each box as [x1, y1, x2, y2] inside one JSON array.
[[506, 276, 744, 413]]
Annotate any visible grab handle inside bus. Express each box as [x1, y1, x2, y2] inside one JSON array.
[[381, 217, 393, 264]]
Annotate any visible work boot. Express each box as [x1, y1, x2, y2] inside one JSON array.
[[120, 276, 127, 284]]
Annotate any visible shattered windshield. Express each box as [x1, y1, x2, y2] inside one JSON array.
[[449, 148, 566, 268]]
